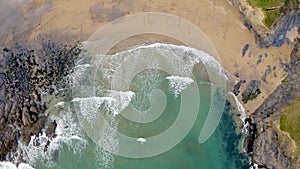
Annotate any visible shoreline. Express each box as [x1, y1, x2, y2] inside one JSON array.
[[0, 1, 294, 117], [0, 0, 299, 168]]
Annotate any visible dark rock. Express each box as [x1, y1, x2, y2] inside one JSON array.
[[29, 106, 38, 114], [290, 37, 300, 65], [20, 128, 32, 145], [30, 116, 46, 136], [262, 65, 272, 83], [242, 44, 249, 57], [242, 80, 261, 104], [234, 72, 240, 78], [45, 120, 57, 139], [233, 80, 246, 96], [257, 58, 262, 65], [252, 11, 300, 48], [22, 107, 32, 126]]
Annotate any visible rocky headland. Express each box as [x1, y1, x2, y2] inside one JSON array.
[[228, 0, 300, 47], [245, 36, 300, 169]]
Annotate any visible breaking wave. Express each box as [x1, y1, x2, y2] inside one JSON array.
[[166, 76, 194, 98]]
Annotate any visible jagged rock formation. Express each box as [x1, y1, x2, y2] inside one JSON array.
[[0, 41, 80, 163], [246, 37, 300, 169]]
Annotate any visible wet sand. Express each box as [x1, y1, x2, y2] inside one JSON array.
[[0, 0, 294, 115]]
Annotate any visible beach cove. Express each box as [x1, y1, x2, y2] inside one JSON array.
[[0, 0, 298, 168]]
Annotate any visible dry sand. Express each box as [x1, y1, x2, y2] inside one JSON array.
[[0, 0, 294, 115]]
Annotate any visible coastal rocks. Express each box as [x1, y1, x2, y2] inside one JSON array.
[[262, 65, 272, 83], [256, 55, 263, 65], [228, 0, 300, 47], [242, 44, 249, 57], [233, 80, 246, 96], [252, 127, 295, 169], [245, 41, 300, 169], [45, 120, 57, 139], [0, 41, 81, 163], [0, 126, 19, 160], [290, 36, 300, 65], [21, 107, 32, 127], [267, 11, 300, 47], [241, 80, 261, 104]]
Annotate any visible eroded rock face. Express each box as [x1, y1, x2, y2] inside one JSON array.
[[246, 39, 300, 169]]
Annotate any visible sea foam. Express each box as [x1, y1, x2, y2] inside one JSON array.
[[166, 76, 194, 98], [0, 162, 34, 169]]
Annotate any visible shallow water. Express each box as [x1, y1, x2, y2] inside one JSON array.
[[31, 85, 249, 169]]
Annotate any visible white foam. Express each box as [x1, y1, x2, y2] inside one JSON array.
[[14, 103, 87, 168], [67, 64, 91, 86], [228, 92, 246, 121], [249, 159, 259, 169], [94, 43, 227, 90], [73, 96, 117, 122], [96, 122, 119, 169], [0, 162, 34, 169], [72, 91, 135, 168], [136, 137, 146, 144], [54, 101, 65, 108], [108, 90, 135, 112], [166, 76, 194, 98]]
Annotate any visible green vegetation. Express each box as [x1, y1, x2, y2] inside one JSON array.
[[248, 0, 300, 28], [248, 0, 284, 27], [280, 95, 300, 154], [264, 10, 281, 28], [248, 0, 285, 8], [247, 90, 261, 101], [281, 77, 288, 87]]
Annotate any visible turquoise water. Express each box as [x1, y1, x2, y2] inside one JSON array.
[[34, 83, 249, 169], [21, 44, 250, 169]]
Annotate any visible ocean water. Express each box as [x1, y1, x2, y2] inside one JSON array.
[[1, 43, 250, 169]]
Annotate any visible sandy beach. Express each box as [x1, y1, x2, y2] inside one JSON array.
[[0, 0, 295, 115]]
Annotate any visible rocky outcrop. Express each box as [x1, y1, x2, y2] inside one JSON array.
[[246, 38, 300, 169], [233, 79, 246, 96], [45, 120, 57, 139], [0, 41, 80, 163], [241, 80, 261, 104], [262, 65, 271, 83], [228, 0, 300, 47]]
